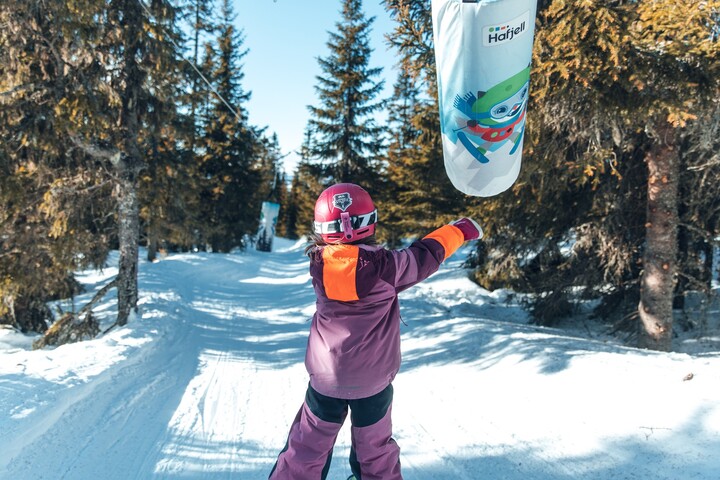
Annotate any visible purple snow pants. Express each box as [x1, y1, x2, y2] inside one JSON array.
[[269, 384, 402, 480]]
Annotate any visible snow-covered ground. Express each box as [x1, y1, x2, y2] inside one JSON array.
[[1, 238, 719, 479]]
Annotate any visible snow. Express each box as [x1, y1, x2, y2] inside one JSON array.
[[1, 238, 719, 479]]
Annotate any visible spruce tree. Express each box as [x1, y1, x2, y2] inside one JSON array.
[[198, 0, 261, 252], [138, 0, 198, 262], [384, 0, 720, 351], [307, 0, 386, 189], [186, 0, 217, 153], [292, 160, 327, 239], [383, 0, 435, 85], [286, 127, 321, 240], [379, 66, 422, 246], [53, 0, 184, 329], [104, 0, 146, 326], [675, 102, 720, 313], [631, 0, 719, 349], [0, 0, 115, 333], [527, 0, 720, 350], [382, 1, 466, 235]]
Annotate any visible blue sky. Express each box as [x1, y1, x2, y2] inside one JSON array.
[[233, 0, 399, 175]]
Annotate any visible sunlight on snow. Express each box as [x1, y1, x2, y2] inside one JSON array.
[[153, 349, 303, 475], [239, 273, 311, 285]]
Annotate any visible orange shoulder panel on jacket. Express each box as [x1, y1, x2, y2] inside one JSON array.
[[322, 245, 360, 302], [423, 224, 464, 261]]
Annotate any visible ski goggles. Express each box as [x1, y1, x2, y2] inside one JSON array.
[[313, 209, 378, 235]]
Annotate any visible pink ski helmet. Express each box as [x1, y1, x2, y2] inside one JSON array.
[[313, 183, 378, 243]]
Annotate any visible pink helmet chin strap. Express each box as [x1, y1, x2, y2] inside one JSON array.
[[340, 211, 354, 241]]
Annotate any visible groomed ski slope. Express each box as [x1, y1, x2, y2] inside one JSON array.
[[1, 238, 719, 479]]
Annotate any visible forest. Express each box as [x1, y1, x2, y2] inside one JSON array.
[[1, 0, 719, 352]]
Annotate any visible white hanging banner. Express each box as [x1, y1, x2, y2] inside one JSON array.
[[432, 0, 537, 197], [256, 201, 280, 252]]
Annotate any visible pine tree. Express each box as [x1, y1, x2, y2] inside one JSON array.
[[55, 0, 186, 328], [285, 127, 319, 240], [379, 66, 421, 246], [139, 0, 221, 261], [254, 133, 285, 207], [106, 0, 147, 326], [631, 0, 719, 349], [198, 0, 261, 252], [384, 0, 720, 350], [382, 0, 435, 85], [528, 0, 720, 350], [675, 101, 720, 314], [381, 0, 466, 236], [138, 0, 198, 262], [2, 0, 256, 334], [0, 0, 115, 333], [186, 0, 217, 153], [307, 0, 386, 188]]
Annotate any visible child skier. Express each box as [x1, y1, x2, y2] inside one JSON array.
[[269, 183, 482, 480]]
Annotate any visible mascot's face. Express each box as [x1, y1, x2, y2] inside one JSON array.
[[471, 67, 530, 127], [482, 81, 528, 122]]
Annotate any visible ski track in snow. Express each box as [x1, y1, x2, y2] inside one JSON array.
[[1, 239, 719, 479]]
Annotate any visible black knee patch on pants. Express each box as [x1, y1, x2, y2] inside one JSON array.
[[306, 385, 348, 424], [349, 384, 393, 428], [305, 383, 393, 428]]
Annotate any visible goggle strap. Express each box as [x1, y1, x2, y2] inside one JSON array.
[[313, 209, 378, 234]]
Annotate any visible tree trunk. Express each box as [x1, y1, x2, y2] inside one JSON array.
[[673, 172, 689, 310], [146, 209, 159, 263], [115, 0, 144, 326], [705, 215, 716, 292], [147, 233, 158, 263], [638, 124, 679, 351], [116, 167, 140, 326]]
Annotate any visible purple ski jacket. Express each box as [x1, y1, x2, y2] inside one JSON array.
[[304, 224, 466, 399]]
